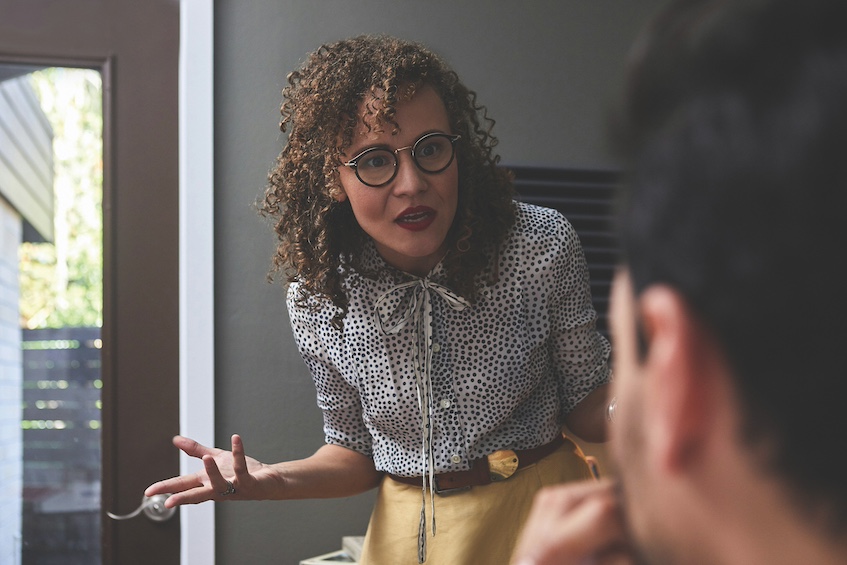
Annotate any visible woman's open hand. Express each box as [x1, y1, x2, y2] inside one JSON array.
[[145, 434, 277, 508]]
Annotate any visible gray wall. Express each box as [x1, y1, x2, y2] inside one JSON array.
[[214, 1, 666, 563]]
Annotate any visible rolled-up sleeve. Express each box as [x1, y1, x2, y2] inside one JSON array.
[[287, 284, 373, 456], [547, 214, 612, 416]]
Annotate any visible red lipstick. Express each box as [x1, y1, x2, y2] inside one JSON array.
[[395, 206, 436, 231]]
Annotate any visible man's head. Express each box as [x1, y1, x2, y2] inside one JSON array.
[[610, 0, 847, 560]]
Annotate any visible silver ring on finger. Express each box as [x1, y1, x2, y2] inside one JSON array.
[[219, 480, 236, 496]]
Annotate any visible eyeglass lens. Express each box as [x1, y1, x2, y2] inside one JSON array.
[[354, 133, 456, 187]]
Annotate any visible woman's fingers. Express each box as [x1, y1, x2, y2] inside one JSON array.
[[202, 454, 241, 500], [203, 454, 228, 490], [146, 434, 250, 506], [231, 434, 248, 477], [156, 457, 229, 508], [145, 472, 204, 497], [145, 436, 227, 500], [173, 435, 218, 458], [163, 484, 216, 507]]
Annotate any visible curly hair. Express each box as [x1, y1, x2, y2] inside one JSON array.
[[260, 34, 515, 328]]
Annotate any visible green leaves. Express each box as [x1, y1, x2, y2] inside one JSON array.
[[19, 68, 103, 329]]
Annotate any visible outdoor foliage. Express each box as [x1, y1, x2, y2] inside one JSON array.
[[19, 68, 103, 329]]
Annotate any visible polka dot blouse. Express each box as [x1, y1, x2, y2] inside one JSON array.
[[287, 202, 611, 477]]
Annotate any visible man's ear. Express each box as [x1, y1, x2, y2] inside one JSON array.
[[637, 285, 724, 474]]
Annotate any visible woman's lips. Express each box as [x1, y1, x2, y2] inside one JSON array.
[[395, 206, 436, 231]]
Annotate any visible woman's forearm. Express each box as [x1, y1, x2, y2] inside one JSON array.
[[564, 384, 611, 443], [265, 444, 384, 500]]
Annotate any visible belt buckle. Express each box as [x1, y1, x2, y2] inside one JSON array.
[[432, 476, 471, 496], [487, 449, 519, 482]]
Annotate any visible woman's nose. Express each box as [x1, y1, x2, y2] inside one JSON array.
[[391, 152, 427, 195]]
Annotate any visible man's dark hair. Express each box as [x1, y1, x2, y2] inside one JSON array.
[[613, 0, 847, 535]]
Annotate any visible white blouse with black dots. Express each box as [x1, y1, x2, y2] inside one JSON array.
[[287, 202, 611, 478]]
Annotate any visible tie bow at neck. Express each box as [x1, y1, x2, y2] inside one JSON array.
[[374, 278, 470, 335]]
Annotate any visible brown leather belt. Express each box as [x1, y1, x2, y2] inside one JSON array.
[[388, 434, 566, 495]]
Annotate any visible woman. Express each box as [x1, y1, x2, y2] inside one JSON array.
[[147, 34, 612, 564]]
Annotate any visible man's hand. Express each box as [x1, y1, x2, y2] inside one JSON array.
[[511, 479, 634, 565]]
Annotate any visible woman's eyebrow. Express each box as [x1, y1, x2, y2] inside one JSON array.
[[346, 129, 448, 156], [346, 140, 390, 156]]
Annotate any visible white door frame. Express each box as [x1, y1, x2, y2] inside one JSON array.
[[179, 1, 215, 563]]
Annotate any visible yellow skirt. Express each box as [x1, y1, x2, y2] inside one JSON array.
[[359, 437, 593, 565]]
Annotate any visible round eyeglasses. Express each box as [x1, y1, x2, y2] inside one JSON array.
[[342, 132, 461, 187]]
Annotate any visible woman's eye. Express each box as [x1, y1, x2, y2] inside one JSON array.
[[360, 152, 392, 169], [417, 142, 440, 158]]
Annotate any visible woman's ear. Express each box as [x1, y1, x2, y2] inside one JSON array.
[[637, 285, 723, 474]]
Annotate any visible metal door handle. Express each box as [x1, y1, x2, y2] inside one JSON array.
[[107, 493, 176, 523]]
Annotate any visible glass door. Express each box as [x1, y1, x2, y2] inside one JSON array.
[[1, 2, 182, 563], [13, 67, 103, 564]]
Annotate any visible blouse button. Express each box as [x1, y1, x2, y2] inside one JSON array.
[[432, 342, 441, 353], [439, 399, 452, 409], [451, 454, 462, 464]]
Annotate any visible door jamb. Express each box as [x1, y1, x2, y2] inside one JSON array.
[[179, 1, 215, 564]]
